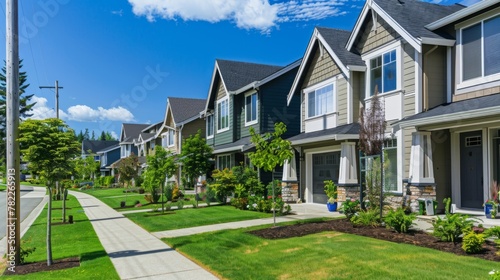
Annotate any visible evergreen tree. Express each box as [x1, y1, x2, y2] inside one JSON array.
[[99, 131, 106, 141], [91, 130, 95, 140], [83, 128, 90, 140], [77, 130, 84, 143], [0, 60, 36, 162]]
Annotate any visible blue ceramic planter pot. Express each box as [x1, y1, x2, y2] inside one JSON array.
[[327, 202, 338, 212]]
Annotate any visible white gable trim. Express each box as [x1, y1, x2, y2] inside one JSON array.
[[287, 28, 350, 105], [346, 0, 421, 53], [426, 0, 500, 31], [203, 62, 230, 115]]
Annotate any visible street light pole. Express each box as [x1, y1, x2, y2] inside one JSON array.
[[6, 0, 21, 269], [39, 80, 63, 119]]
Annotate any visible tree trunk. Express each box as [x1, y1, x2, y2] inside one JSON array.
[[47, 186, 53, 266], [62, 184, 67, 223]]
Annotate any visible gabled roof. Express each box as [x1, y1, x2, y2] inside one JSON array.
[[169, 97, 206, 124], [347, 0, 464, 52], [96, 143, 120, 154], [136, 132, 155, 144], [120, 123, 150, 143], [216, 59, 282, 93], [142, 121, 163, 133], [287, 27, 363, 105], [156, 97, 206, 139], [82, 140, 119, 155]]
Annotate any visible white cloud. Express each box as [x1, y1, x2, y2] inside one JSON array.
[[27, 96, 134, 122], [128, 0, 349, 32], [66, 105, 134, 122]]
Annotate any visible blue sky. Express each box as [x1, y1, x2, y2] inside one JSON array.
[[0, 0, 461, 139]]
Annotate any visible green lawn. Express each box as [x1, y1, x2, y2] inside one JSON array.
[[77, 187, 153, 210], [3, 195, 119, 279], [164, 221, 499, 280], [125, 205, 273, 232], [79, 187, 195, 211]]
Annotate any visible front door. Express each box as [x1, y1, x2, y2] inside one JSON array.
[[460, 131, 483, 209], [312, 152, 340, 203]]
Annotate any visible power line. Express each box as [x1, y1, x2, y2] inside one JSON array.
[[19, 0, 41, 87]]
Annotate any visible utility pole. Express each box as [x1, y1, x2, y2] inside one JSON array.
[[39, 80, 63, 119], [6, 0, 21, 271]]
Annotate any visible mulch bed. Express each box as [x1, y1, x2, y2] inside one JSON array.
[[3, 257, 80, 275], [248, 218, 500, 262]]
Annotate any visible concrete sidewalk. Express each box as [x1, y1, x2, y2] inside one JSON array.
[[70, 190, 218, 280], [153, 203, 343, 238]]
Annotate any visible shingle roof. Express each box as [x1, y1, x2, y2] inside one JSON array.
[[212, 137, 252, 154], [122, 123, 150, 143], [316, 27, 364, 66], [374, 0, 464, 40], [216, 59, 283, 92], [138, 132, 155, 142], [168, 97, 206, 124], [96, 143, 120, 154], [398, 94, 500, 123], [82, 140, 119, 154]]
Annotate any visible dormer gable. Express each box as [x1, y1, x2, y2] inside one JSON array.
[[346, 0, 463, 54]]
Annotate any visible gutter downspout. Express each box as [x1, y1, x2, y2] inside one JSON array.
[[178, 124, 184, 187]]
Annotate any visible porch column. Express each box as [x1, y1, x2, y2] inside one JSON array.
[[408, 132, 434, 185], [339, 142, 358, 185], [282, 153, 299, 203]]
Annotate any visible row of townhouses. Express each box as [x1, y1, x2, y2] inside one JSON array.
[[86, 0, 500, 212]]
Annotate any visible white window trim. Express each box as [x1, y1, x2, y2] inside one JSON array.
[[362, 40, 402, 99], [217, 154, 232, 170], [456, 12, 500, 91], [244, 91, 258, 127], [304, 77, 337, 120], [216, 98, 230, 133], [206, 114, 214, 139], [168, 129, 175, 147]]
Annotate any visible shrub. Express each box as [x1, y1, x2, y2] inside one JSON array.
[[350, 209, 380, 227], [462, 231, 485, 253], [177, 200, 184, 209], [164, 202, 172, 211], [165, 182, 174, 201], [20, 242, 36, 264], [205, 185, 216, 206], [384, 208, 416, 233], [432, 213, 476, 242], [230, 197, 248, 210], [484, 226, 500, 239], [341, 199, 360, 219], [210, 168, 236, 203], [120, 201, 126, 208]]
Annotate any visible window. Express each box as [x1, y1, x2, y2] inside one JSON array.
[[307, 83, 334, 118], [370, 50, 397, 95], [94, 155, 100, 161], [217, 99, 229, 131], [384, 139, 398, 192], [462, 15, 500, 81], [207, 115, 214, 138], [162, 135, 168, 148], [245, 92, 258, 125], [101, 154, 107, 166], [168, 130, 174, 147], [217, 155, 231, 170], [121, 145, 130, 158]]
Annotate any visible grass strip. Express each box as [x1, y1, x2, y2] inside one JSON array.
[[126, 205, 273, 232], [3, 195, 119, 279]]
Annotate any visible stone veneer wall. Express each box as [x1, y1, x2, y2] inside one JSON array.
[[282, 182, 299, 203], [407, 185, 436, 213]]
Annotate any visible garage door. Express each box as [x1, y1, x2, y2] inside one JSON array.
[[312, 152, 340, 203]]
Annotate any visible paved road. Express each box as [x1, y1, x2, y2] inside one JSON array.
[[0, 185, 45, 239]]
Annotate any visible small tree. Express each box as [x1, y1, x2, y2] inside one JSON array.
[[74, 150, 100, 182], [248, 122, 293, 226], [117, 153, 140, 204], [142, 146, 177, 212], [18, 118, 80, 266], [359, 87, 386, 214], [179, 130, 212, 206]]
